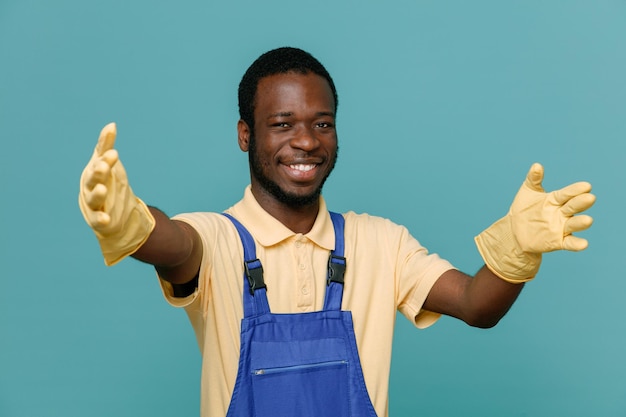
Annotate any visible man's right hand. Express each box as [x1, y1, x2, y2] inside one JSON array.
[[79, 123, 155, 266]]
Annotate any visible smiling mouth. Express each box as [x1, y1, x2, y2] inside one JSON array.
[[289, 164, 316, 172]]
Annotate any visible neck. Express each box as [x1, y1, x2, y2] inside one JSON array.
[[250, 186, 320, 234]]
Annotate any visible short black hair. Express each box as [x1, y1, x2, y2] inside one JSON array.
[[238, 47, 338, 133]]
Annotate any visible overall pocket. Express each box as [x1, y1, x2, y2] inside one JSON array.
[[251, 360, 350, 417]]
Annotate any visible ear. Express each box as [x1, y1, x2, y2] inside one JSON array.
[[237, 119, 251, 152]]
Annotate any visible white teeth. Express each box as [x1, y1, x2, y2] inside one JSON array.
[[290, 164, 315, 172]]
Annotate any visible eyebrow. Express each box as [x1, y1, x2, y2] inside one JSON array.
[[267, 112, 293, 119], [266, 111, 335, 119]]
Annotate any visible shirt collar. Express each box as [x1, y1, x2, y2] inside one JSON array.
[[229, 186, 335, 250]]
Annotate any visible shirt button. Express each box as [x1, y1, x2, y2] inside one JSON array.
[[301, 287, 309, 295], [295, 241, 302, 248], [299, 264, 306, 270]]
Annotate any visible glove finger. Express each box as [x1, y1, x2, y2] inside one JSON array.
[[85, 183, 108, 210], [524, 163, 545, 192], [81, 194, 111, 230], [95, 123, 117, 156], [564, 215, 593, 234], [85, 160, 110, 190], [561, 193, 596, 216], [101, 148, 119, 166], [85, 149, 119, 189], [91, 210, 112, 232], [551, 181, 593, 205], [562, 235, 589, 251]]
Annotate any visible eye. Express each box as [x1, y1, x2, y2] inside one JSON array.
[[272, 122, 291, 128], [316, 122, 334, 129]]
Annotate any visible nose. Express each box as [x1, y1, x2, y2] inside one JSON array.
[[289, 126, 319, 152]]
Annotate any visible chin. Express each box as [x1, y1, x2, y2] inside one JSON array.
[[277, 187, 322, 207]]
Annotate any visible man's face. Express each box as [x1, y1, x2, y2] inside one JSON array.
[[243, 72, 338, 208]]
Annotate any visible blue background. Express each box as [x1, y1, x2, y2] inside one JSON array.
[[1, 1, 625, 416]]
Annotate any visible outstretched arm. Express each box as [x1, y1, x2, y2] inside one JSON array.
[[424, 163, 595, 327], [79, 123, 201, 285]]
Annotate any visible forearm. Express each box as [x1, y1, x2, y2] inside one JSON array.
[[461, 266, 524, 328], [131, 206, 202, 284], [424, 267, 524, 328]]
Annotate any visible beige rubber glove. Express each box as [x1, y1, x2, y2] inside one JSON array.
[[475, 163, 595, 283], [79, 123, 155, 266]]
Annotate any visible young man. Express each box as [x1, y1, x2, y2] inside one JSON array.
[[79, 47, 595, 417]]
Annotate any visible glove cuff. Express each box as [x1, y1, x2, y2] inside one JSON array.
[[94, 197, 156, 266], [475, 216, 541, 283]]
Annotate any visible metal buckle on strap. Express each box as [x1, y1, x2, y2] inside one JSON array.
[[327, 255, 346, 286], [244, 259, 266, 295]]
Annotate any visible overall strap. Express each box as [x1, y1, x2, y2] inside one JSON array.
[[222, 212, 347, 315], [221, 213, 270, 317], [323, 212, 347, 311]]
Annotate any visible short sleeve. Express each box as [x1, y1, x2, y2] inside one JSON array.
[[394, 226, 456, 329]]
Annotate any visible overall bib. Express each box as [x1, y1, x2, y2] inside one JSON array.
[[223, 212, 378, 417]]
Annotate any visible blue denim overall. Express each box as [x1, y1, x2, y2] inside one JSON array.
[[223, 212, 378, 417]]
